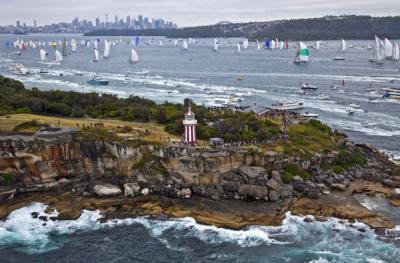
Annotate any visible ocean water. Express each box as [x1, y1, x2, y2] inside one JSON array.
[[0, 201, 399, 263], [0, 34, 399, 159], [1, 34, 400, 262]]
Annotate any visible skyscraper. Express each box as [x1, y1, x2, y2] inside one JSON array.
[[16, 20, 20, 28], [114, 15, 118, 25], [126, 16, 130, 27], [33, 20, 37, 28]]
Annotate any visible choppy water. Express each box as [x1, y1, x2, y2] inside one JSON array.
[[0, 201, 399, 263], [0, 34, 400, 159], [1, 34, 400, 262]]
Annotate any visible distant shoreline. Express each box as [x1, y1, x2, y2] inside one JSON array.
[[83, 15, 400, 41]]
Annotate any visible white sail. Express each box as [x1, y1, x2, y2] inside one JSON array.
[[182, 40, 188, 50], [39, 49, 46, 61], [70, 39, 77, 52], [237, 43, 241, 53], [384, 38, 393, 59], [279, 41, 284, 49], [371, 36, 384, 63], [86, 41, 91, 48], [213, 39, 218, 51], [242, 39, 249, 49], [256, 40, 261, 50], [316, 41, 320, 50], [392, 41, 400, 61], [55, 50, 63, 62], [93, 49, 99, 62], [159, 40, 164, 46], [271, 40, 276, 49], [341, 39, 346, 52], [174, 39, 178, 46], [94, 41, 98, 49], [130, 48, 139, 63], [103, 40, 110, 58]]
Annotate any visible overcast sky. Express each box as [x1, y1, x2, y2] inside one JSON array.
[[1, 0, 399, 27]]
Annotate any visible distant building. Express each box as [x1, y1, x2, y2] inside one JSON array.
[[183, 107, 197, 145]]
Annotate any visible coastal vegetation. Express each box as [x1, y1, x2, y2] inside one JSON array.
[[0, 75, 369, 173], [84, 15, 400, 41]]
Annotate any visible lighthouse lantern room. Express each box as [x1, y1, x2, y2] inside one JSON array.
[[183, 107, 197, 145]]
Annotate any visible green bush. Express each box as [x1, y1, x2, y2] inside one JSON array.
[[336, 150, 367, 169], [0, 173, 13, 183], [282, 164, 311, 184], [15, 107, 32, 114]]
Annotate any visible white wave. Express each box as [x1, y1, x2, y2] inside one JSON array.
[[308, 258, 331, 263]]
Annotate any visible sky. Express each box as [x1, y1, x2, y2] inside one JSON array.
[[1, 0, 399, 27]]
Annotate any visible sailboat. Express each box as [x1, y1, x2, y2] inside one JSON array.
[[182, 40, 188, 50], [271, 40, 276, 49], [316, 41, 320, 50], [39, 49, 47, 61], [173, 39, 178, 46], [293, 42, 309, 63], [384, 38, 393, 59], [130, 48, 139, 63], [93, 48, 99, 62], [265, 38, 271, 49], [370, 36, 384, 63], [256, 40, 261, 50], [159, 40, 164, 46], [54, 49, 63, 63], [242, 39, 249, 49], [237, 43, 241, 53], [213, 39, 218, 52], [341, 39, 346, 52], [70, 39, 77, 52], [391, 41, 400, 61], [62, 38, 68, 56], [103, 40, 110, 58], [284, 41, 289, 49]]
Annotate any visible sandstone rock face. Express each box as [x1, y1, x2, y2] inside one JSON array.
[[239, 166, 266, 179], [94, 184, 122, 196], [238, 184, 269, 200]]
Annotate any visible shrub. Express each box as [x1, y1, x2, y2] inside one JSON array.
[[282, 164, 311, 184], [15, 107, 32, 114], [0, 173, 13, 183]]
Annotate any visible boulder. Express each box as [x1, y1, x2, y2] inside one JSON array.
[[268, 189, 280, 201], [383, 179, 400, 188], [178, 188, 192, 199], [266, 178, 283, 193], [238, 184, 269, 200], [330, 183, 347, 191], [93, 184, 122, 196], [124, 183, 140, 198], [141, 188, 150, 196], [271, 170, 282, 183], [239, 166, 266, 179]]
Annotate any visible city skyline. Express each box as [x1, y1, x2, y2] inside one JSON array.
[[0, 0, 399, 27]]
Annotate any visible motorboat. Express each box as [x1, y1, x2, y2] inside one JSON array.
[[348, 103, 361, 109], [9, 64, 30, 75], [270, 101, 304, 111], [330, 84, 339, 90], [39, 68, 49, 74], [87, 75, 109, 85], [301, 112, 319, 118], [333, 56, 345, 61], [300, 83, 318, 91], [316, 93, 330, 100]]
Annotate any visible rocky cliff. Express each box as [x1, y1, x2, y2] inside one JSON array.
[[0, 133, 399, 229]]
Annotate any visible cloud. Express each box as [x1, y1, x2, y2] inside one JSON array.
[[0, 0, 399, 26]]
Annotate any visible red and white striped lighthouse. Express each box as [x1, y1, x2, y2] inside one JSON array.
[[183, 107, 197, 145]]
